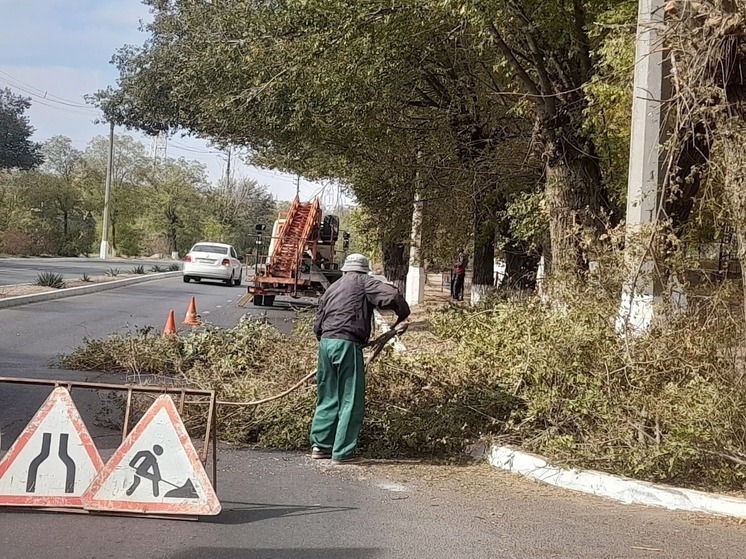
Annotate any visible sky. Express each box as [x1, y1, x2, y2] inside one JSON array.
[[0, 0, 345, 204]]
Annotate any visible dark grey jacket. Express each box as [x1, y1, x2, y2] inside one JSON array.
[[313, 273, 411, 345]]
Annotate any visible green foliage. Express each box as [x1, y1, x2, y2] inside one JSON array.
[[106, 268, 120, 277], [60, 282, 746, 489], [167, 263, 180, 272], [0, 134, 276, 258], [131, 265, 146, 275], [149, 264, 166, 273], [34, 272, 65, 289], [0, 88, 43, 170], [428, 287, 746, 489], [80, 273, 91, 282]]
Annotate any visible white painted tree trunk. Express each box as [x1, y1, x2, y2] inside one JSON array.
[[470, 284, 492, 306], [405, 192, 425, 306]]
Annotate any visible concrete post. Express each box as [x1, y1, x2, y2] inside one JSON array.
[[617, 0, 666, 333], [99, 121, 114, 260], [405, 192, 426, 306]]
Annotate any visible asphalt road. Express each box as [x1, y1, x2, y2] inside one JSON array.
[[0, 276, 302, 444], [1, 279, 746, 558], [0, 256, 182, 285]]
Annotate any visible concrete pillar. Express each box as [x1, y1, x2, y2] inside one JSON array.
[[98, 241, 110, 260], [405, 192, 425, 306], [617, 0, 665, 334]]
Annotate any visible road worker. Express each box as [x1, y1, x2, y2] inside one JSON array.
[[311, 253, 410, 464]]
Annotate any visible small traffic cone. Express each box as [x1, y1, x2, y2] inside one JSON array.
[[183, 296, 200, 326], [163, 310, 177, 337]]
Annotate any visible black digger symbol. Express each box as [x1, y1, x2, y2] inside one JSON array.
[[27, 432, 76, 493], [125, 445, 199, 499]]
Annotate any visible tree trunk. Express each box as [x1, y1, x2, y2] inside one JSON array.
[[471, 197, 496, 305], [543, 132, 606, 282], [168, 226, 178, 254], [501, 239, 540, 291], [383, 241, 407, 292]]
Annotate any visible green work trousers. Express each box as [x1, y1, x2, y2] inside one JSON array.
[[310, 338, 366, 460]]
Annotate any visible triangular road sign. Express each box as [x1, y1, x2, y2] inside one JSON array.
[[0, 387, 104, 508], [81, 395, 220, 516]]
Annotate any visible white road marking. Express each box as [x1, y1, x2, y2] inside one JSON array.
[[376, 482, 408, 493]]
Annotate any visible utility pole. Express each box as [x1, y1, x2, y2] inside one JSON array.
[[225, 146, 232, 189], [99, 121, 115, 260], [617, 0, 666, 333], [295, 175, 300, 199]]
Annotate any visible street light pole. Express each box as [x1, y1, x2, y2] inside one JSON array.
[[99, 121, 115, 260], [617, 0, 666, 332]]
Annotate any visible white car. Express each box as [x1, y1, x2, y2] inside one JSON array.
[[183, 242, 243, 286]]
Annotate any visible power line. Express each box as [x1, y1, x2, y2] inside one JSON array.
[[0, 70, 96, 109], [0, 79, 101, 117]]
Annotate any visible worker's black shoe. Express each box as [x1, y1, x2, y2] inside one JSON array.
[[331, 456, 361, 466], [311, 447, 332, 459]]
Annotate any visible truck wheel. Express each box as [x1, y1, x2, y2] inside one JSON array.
[[253, 295, 264, 306], [263, 295, 275, 307]]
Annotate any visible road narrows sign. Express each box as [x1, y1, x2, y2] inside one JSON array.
[[81, 395, 220, 516], [0, 387, 104, 507]]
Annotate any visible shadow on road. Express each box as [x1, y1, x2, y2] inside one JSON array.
[[169, 548, 380, 559], [208, 501, 356, 525]]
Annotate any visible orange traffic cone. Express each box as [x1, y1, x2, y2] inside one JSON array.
[[163, 310, 177, 337], [183, 296, 200, 326]]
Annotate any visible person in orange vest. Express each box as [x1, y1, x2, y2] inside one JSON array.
[[451, 249, 468, 301]]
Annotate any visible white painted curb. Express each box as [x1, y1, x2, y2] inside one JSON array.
[[488, 445, 746, 519], [373, 309, 406, 352], [0, 272, 182, 310]]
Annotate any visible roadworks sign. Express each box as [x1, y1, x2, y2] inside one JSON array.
[[0, 387, 104, 507], [81, 395, 220, 516]]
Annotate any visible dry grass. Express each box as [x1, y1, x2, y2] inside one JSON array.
[[59, 272, 746, 490]]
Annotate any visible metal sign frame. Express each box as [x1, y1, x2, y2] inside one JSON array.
[[0, 377, 218, 493]]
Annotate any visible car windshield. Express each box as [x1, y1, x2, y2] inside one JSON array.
[[191, 244, 229, 255]]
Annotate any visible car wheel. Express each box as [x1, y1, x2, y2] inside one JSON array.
[[233, 272, 242, 286], [224, 271, 233, 286], [183, 275, 191, 283]]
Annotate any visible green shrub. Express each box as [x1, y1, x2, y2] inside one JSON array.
[[60, 285, 746, 490], [131, 265, 146, 275], [149, 265, 166, 273], [34, 272, 66, 289], [106, 268, 120, 277]]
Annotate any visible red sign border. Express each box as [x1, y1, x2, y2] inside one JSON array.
[[0, 387, 104, 507], [81, 395, 220, 516]]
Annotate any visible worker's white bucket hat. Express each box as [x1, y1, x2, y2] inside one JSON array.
[[341, 253, 371, 274]]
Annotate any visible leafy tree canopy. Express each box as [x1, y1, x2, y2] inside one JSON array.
[[0, 88, 43, 171]]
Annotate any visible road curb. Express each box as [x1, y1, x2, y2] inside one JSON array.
[[487, 445, 746, 519], [0, 272, 182, 310]]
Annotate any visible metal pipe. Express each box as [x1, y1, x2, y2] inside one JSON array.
[[0, 376, 213, 397]]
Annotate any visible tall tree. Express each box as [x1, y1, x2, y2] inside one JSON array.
[[93, 0, 541, 289], [452, 0, 631, 280], [40, 136, 85, 242], [0, 88, 42, 170]]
